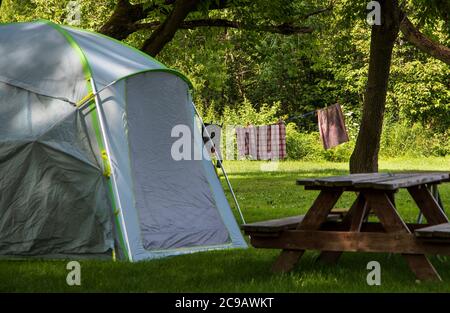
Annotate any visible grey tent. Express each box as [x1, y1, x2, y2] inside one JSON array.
[[0, 20, 246, 261]]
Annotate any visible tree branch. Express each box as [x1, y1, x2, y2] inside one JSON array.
[[400, 15, 450, 65], [141, 0, 202, 56], [135, 18, 313, 35], [99, 0, 236, 39], [300, 5, 333, 20], [99, 0, 150, 40], [100, 0, 328, 56], [99, 0, 178, 39]]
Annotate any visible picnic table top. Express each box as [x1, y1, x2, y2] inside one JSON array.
[[296, 172, 450, 190]]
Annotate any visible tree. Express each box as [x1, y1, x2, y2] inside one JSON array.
[[99, 0, 330, 56], [1, 0, 448, 167], [349, 0, 450, 173], [99, 1, 448, 171], [349, 0, 401, 173]]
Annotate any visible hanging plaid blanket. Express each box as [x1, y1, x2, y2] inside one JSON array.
[[236, 121, 286, 160]]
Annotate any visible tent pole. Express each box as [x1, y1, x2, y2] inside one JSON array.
[[216, 158, 246, 225], [191, 103, 246, 225], [77, 79, 119, 110], [88, 78, 133, 261]]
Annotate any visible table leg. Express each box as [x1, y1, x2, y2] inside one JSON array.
[[431, 184, 445, 211], [318, 194, 368, 264], [272, 189, 343, 273], [363, 190, 441, 282], [272, 250, 307, 273], [408, 185, 449, 225], [403, 254, 442, 281]]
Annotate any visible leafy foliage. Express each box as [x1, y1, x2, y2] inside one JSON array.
[[0, 0, 449, 158]]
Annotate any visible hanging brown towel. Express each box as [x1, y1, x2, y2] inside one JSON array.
[[317, 103, 349, 150]]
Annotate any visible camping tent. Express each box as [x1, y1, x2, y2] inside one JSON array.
[[0, 20, 246, 261]]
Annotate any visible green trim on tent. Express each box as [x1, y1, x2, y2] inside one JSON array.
[[145, 242, 234, 254], [38, 20, 92, 83], [61, 23, 167, 69], [1, 20, 165, 70], [117, 68, 194, 90], [39, 19, 131, 262], [32, 20, 194, 90]]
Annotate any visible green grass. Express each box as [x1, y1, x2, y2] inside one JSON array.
[[1, 157, 450, 292]]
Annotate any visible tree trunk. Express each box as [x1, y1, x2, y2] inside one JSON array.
[[141, 0, 201, 57], [349, 0, 401, 173], [99, 0, 148, 40]]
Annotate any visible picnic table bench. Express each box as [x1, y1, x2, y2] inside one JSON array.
[[242, 172, 450, 281]]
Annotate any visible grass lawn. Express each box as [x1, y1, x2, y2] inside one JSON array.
[[1, 157, 450, 292]]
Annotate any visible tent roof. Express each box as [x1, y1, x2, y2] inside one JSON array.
[[0, 20, 192, 104]]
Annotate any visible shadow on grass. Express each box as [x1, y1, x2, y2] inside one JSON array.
[[1, 162, 450, 292], [1, 246, 450, 292]]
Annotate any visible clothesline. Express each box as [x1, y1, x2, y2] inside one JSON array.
[[285, 109, 317, 122], [281, 103, 350, 150], [204, 109, 313, 128], [204, 103, 349, 155]]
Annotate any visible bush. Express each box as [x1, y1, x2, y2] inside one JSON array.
[[285, 123, 322, 160], [380, 122, 450, 158], [320, 140, 354, 162], [285, 123, 354, 162], [221, 98, 281, 126], [279, 120, 449, 161]]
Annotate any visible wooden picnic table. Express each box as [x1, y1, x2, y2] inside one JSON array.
[[242, 172, 450, 281]]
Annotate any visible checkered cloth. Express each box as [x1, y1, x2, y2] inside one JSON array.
[[236, 126, 257, 160], [236, 121, 286, 160]]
